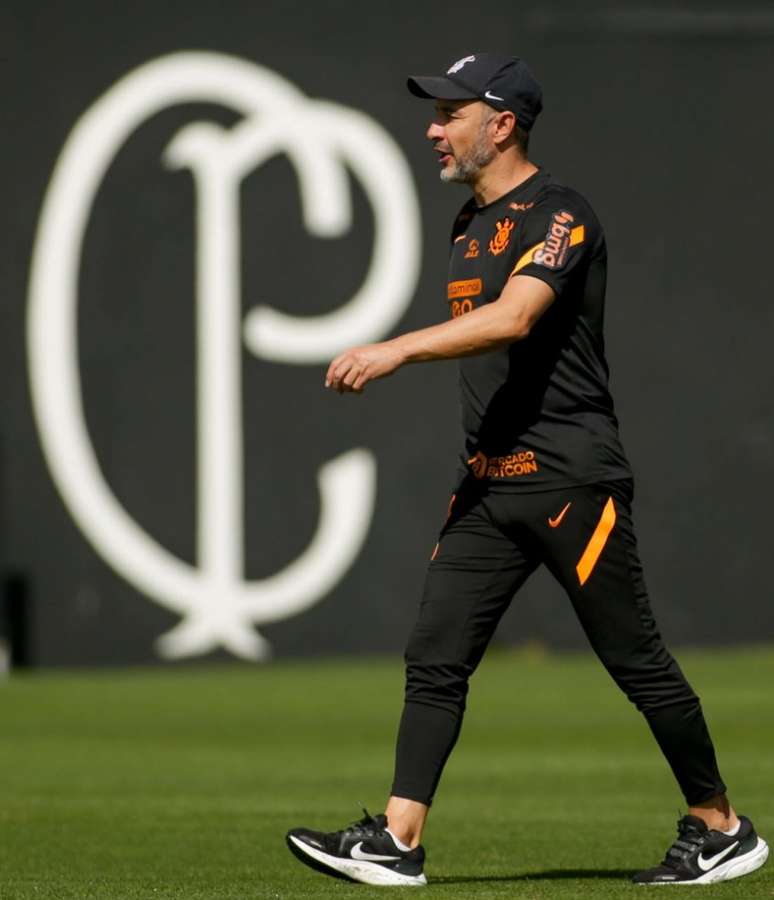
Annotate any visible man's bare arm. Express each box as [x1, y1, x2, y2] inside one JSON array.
[[326, 275, 555, 393]]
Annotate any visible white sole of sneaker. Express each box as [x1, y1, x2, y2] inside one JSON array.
[[695, 837, 769, 885], [640, 836, 769, 885], [287, 834, 428, 886]]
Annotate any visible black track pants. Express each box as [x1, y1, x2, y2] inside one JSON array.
[[391, 477, 726, 807]]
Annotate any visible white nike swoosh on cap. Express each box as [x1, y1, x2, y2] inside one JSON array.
[[350, 841, 401, 862], [485, 90, 504, 101], [697, 841, 739, 872]]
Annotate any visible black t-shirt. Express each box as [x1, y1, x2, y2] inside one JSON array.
[[447, 167, 632, 490]]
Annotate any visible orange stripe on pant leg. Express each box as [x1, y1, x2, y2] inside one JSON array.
[[576, 496, 616, 586], [431, 493, 457, 560]]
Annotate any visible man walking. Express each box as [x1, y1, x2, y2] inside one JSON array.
[[285, 53, 767, 887]]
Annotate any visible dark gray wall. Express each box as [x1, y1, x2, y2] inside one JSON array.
[[2, 1, 773, 665]]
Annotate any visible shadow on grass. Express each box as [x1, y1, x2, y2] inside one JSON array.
[[432, 868, 635, 885]]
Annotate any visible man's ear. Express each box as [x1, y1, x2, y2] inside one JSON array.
[[492, 110, 517, 146]]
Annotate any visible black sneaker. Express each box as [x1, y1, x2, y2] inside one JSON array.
[[286, 809, 427, 886], [633, 814, 769, 885]]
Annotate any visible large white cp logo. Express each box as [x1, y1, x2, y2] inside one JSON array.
[[27, 52, 421, 661]]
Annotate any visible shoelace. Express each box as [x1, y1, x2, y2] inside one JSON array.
[[340, 808, 384, 839], [663, 818, 706, 868]]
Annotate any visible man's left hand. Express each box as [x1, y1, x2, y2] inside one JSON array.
[[325, 342, 405, 394]]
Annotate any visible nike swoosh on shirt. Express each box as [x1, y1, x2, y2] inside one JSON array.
[[697, 841, 739, 872], [350, 842, 401, 862], [548, 501, 572, 528], [485, 90, 504, 101]]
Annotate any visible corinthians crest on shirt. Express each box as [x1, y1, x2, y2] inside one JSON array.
[[488, 217, 514, 256]]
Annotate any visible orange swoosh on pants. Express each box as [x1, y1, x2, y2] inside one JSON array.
[[548, 501, 572, 528]]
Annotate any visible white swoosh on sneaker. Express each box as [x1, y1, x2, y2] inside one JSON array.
[[350, 841, 401, 862], [697, 841, 739, 872], [485, 90, 504, 101]]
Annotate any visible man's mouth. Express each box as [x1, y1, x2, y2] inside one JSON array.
[[435, 147, 453, 165]]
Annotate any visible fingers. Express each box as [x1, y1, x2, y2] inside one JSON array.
[[339, 363, 367, 394], [326, 353, 368, 394], [352, 369, 369, 392], [326, 341, 401, 394], [325, 355, 351, 388]]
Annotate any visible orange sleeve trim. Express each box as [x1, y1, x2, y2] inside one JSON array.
[[576, 496, 616, 586], [510, 240, 545, 275], [510, 225, 586, 277], [570, 224, 585, 246]]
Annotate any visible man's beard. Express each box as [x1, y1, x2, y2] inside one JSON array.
[[440, 125, 496, 184]]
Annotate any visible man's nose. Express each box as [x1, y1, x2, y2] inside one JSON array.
[[426, 120, 444, 141]]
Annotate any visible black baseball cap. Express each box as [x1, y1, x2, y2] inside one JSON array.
[[407, 52, 543, 132]]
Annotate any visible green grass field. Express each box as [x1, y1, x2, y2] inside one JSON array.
[[1, 646, 772, 899]]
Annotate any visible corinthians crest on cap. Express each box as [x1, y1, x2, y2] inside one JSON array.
[[447, 55, 475, 74]]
